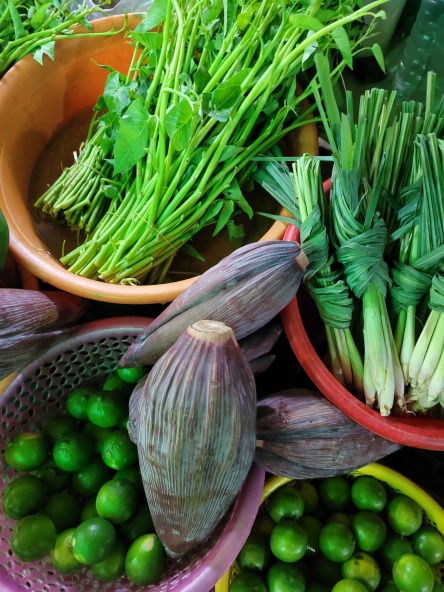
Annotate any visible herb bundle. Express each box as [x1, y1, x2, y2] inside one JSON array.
[[35, 0, 387, 285]]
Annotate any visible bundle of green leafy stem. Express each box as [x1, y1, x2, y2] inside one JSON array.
[[34, 0, 388, 286], [254, 54, 444, 418], [0, 0, 118, 77]]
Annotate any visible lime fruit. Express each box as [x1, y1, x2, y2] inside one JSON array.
[[32, 461, 71, 493], [101, 429, 138, 470], [66, 386, 95, 421], [2, 475, 47, 520], [71, 517, 116, 565], [327, 512, 353, 529], [125, 533, 168, 586], [411, 525, 444, 565], [81, 422, 115, 454], [80, 497, 100, 522], [332, 579, 369, 592], [298, 481, 320, 514], [270, 519, 308, 562], [251, 512, 276, 539], [319, 476, 351, 512], [5, 431, 50, 471], [53, 432, 93, 472], [91, 537, 127, 581], [342, 551, 381, 591], [42, 415, 78, 445], [351, 510, 387, 552], [117, 366, 147, 384], [319, 522, 355, 562], [103, 372, 133, 396], [267, 560, 305, 592], [392, 553, 434, 592], [237, 534, 272, 572], [351, 476, 387, 513], [386, 494, 423, 536], [42, 491, 81, 533], [50, 528, 83, 574], [267, 486, 305, 522], [229, 571, 267, 592], [378, 531, 413, 569], [86, 391, 127, 428], [11, 514, 57, 562], [120, 502, 155, 543], [113, 466, 144, 497], [96, 478, 138, 524], [71, 455, 114, 498], [300, 515, 323, 556]]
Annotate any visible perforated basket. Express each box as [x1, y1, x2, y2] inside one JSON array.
[[215, 462, 444, 591], [0, 317, 265, 592]]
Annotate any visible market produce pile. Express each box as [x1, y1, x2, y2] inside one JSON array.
[[254, 57, 444, 418], [33, 0, 387, 285], [230, 475, 444, 592]]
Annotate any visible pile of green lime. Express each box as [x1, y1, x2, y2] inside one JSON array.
[[2, 366, 167, 586], [230, 475, 444, 592]]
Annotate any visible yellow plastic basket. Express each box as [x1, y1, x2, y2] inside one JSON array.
[[215, 462, 444, 592]]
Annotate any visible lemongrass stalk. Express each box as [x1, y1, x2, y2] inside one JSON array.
[[326, 326, 346, 387], [409, 310, 440, 386], [416, 313, 444, 386], [411, 387, 438, 412], [428, 346, 444, 402]]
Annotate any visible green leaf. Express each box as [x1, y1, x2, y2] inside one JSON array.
[[290, 14, 324, 33], [32, 41, 55, 65], [194, 65, 211, 94], [222, 0, 236, 36], [225, 178, 254, 218], [219, 145, 244, 162], [371, 43, 386, 74], [7, 0, 26, 39], [0, 207, 9, 271], [164, 99, 196, 152], [213, 200, 235, 235], [209, 82, 241, 120], [113, 98, 152, 174], [102, 71, 131, 115], [331, 26, 353, 68], [180, 243, 205, 261], [135, 0, 168, 32], [30, 2, 53, 30], [129, 31, 163, 50], [227, 219, 245, 241]]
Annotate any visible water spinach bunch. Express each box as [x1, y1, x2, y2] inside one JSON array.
[[0, 0, 114, 77], [35, 0, 388, 286], [254, 57, 444, 417]]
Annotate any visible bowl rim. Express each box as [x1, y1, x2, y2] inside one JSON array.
[[281, 224, 444, 450]]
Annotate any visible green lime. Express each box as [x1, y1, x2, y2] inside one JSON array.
[[81, 422, 116, 454], [319, 476, 351, 512], [392, 553, 434, 592], [2, 475, 47, 520], [80, 497, 99, 522], [270, 519, 308, 562], [319, 522, 355, 563], [332, 579, 369, 592], [267, 560, 305, 592], [5, 431, 50, 471], [229, 571, 267, 592], [87, 391, 127, 428], [342, 551, 381, 591], [386, 494, 423, 536], [327, 512, 353, 529], [42, 492, 81, 533], [71, 517, 116, 565], [11, 514, 57, 562], [267, 486, 305, 522], [297, 481, 320, 514], [71, 455, 114, 498], [125, 533, 168, 586], [91, 537, 127, 581], [96, 478, 138, 524], [120, 502, 155, 543], [32, 461, 71, 493], [53, 432, 93, 472], [237, 534, 272, 572], [116, 366, 147, 384], [102, 372, 133, 396], [301, 515, 323, 557], [411, 525, 444, 565], [351, 476, 387, 513], [378, 532, 413, 569], [42, 415, 79, 444], [101, 429, 138, 470], [251, 512, 276, 539], [113, 466, 144, 497], [351, 511, 387, 552], [50, 528, 83, 574], [66, 386, 95, 421]]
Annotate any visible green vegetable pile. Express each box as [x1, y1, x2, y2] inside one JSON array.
[[0, 0, 113, 77], [35, 0, 387, 286], [254, 56, 444, 417]]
